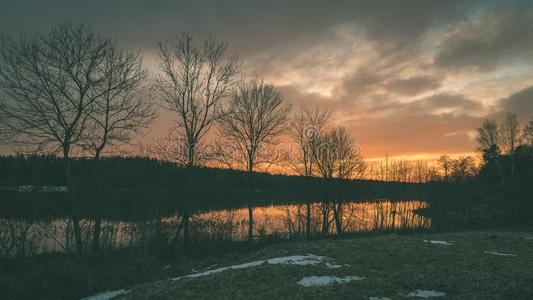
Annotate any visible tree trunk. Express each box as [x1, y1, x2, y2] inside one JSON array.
[[333, 203, 343, 235], [182, 213, 190, 247], [248, 205, 254, 241], [305, 201, 311, 239], [92, 217, 102, 252], [64, 148, 83, 255], [321, 203, 329, 235]]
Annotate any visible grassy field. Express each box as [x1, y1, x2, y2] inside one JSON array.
[[96, 231, 533, 300]]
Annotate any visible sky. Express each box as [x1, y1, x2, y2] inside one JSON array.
[[1, 0, 533, 160]]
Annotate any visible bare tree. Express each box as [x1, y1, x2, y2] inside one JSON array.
[[155, 33, 240, 167], [313, 127, 366, 180], [287, 106, 331, 177], [476, 118, 505, 184], [450, 156, 476, 184], [500, 113, 520, 155], [313, 127, 365, 234], [83, 48, 156, 159], [499, 113, 521, 179], [82, 49, 156, 252], [523, 118, 533, 146], [218, 79, 291, 241], [476, 119, 501, 159], [0, 21, 124, 254], [286, 106, 330, 238], [438, 155, 452, 182]]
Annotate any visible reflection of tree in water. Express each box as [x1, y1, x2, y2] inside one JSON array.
[[0, 200, 430, 257]]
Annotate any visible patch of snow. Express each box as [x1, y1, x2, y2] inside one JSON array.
[[267, 254, 324, 265], [408, 289, 446, 298], [484, 251, 517, 257], [9, 185, 68, 193], [172, 254, 331, 281], [81, 289, 130, 300], [162, 265, 170, 270], [524, 236, 533, 240], [297, 275, 364, 287], [424, 240, 452, 246], [173, 260, 265, 280], [325, 262, 343, 269], [369, 297, 391, 300]]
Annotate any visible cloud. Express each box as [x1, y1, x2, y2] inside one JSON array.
[[0, 0, 530, 159], [383, 76, 442, 96], [434, 5, 533, 71], [499, 86, 533, 120], [348, 112, 482, 157]]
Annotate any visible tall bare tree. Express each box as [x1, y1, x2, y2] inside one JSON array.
[[438, 155, 452, 182], [155, 33, 239, 247], [84, 48, 156, 159], [451, 156, 476, 184], [287, 106, 330, 238], [313, 127, 365, 235], [313, 127, 366, 180], [83, 48, 156, 252], [287, 107, 331, 177], [500, 113, 520, 155], [477, 119, 505, 184], [477, 120, 501, 154], [218, 79, 291, 241], [155, 33, 240, 167], [499, 113, 521, 179], [0, 21, 128, 254], [523, 118, 533, 146]]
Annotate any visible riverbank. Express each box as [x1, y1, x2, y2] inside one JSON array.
[[82, 231, 533, 300]]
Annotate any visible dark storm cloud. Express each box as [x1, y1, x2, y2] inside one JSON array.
[[435, 4, 533, 70], [0, 0, 477, 57], [499, 86, 533, 119]]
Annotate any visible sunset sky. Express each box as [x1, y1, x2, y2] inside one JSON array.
[[1, 0, 532, 160]]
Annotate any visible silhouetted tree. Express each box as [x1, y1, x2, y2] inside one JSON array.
[[155, 33, 240, 248], [313, 127, 365, 234], [287, 107, 331, 177], [155, 33, 240, 167], [477, 119, 504, 184], [0, 21, 129, 255], [451, 156, 476, 184], [500, 113, 521, 179], [218, 79, 291, 241], [83, 48, 156, 159], [438, 155, 452, 182], [500, 113, 521, 155], [521, 118, 533, 146], [82, 48, 156, 252], [287, 106, 330, 238]]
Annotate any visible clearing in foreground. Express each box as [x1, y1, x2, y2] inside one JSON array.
[[88, 231, 533, 300]]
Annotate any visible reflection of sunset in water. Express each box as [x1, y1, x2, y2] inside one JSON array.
[[194, 200, 430, 240], [21, 200, 430, 253]]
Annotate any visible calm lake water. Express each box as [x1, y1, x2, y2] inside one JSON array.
[[0, 199, 430, 255]]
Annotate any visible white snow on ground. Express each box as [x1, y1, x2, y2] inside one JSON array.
[[172, 254, 329, 280], [424, 240, 452, 246], [524, 236, 533, 240], [297, 276, 364, 287], [484, 251, 517, 257], [325, 262, 343, 269], [80, 289, 130, 300], [408, 290, 446, 298], [369, 297, 391, 300], [6, 185, 69, 192], [267, 254, 324, 265]]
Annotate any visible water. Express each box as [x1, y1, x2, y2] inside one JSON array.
[[0, 199, 430, 256]]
